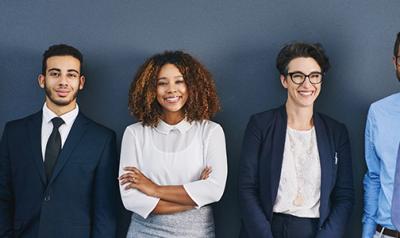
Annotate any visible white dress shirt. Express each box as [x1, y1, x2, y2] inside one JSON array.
[[41, 103, 79, 161], [273, 126, 321, 218], [119, 119, 228, 219]]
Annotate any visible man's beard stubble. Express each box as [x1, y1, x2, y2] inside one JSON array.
[[44, 84, 79, 106]]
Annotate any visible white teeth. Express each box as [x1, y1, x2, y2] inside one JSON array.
[[299, 91, 313, 96], [165, 96, 180, 103]]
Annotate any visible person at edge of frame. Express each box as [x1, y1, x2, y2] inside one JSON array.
[[363, 32, 400, 238], [0, 44, 119, 238]]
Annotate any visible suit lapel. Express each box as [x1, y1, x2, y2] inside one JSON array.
[[27, 111, 47, 185], [48, 113, 89, 184], [270, 106, 287, 203], [314, 113, 333, 223]]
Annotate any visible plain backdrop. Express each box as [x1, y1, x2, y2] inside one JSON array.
[[1, 1, 400, 237]]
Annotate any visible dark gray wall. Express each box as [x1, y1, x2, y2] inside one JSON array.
[[1, 1, 399, 237]]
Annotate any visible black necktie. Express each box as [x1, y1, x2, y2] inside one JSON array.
[[44, 117, 64, 180]]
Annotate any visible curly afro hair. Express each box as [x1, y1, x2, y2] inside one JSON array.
[[128, 51, 221, 127]]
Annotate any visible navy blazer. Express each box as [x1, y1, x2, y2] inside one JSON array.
[[238, 106, 354, 238], [0, 111, 119, 238]]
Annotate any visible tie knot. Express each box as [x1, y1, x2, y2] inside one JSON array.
[[51, 117, 64, 129]]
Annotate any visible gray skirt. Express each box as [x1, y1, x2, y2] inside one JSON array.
[[127, 206, 215, 238]]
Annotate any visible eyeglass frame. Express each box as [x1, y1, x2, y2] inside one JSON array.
[[286, 71, 324, 85]]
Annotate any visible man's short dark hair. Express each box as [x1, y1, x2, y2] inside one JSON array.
[[276, 42, 330, 75], [42, 44, 83, 75], [394, 32, 400, 56]]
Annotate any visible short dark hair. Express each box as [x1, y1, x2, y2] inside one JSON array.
[[276, 42, 330, 75], [394, 32, 400, 56], [42, 44, 83, 75]]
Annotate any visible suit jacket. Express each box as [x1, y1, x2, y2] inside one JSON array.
[[0, 111, 119, 238], [238, 106, 354, 238]]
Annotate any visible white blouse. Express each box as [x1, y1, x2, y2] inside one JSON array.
[[273, 127, 321, 218], [119, 119, 228, 219]]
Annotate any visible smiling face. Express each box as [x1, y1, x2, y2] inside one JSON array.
[[281, 57, 322, 109], [38, 55, 85, 115], [156, 63, 189, 123]]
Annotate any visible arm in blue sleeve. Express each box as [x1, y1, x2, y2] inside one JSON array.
[[362, 107, 380, 238]]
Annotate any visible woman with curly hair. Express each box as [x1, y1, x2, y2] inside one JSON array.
[[119, 51, 227, 238]]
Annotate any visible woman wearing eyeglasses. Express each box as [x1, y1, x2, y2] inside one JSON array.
[[238, 42, 354, 238]]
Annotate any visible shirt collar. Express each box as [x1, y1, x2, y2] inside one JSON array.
[[42, 103, 79, 126], [155, 118, 192, 135]]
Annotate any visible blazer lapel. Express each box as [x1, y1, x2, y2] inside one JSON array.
[[27, 111, 47, 185], [314, 113, 333, 224], [48, 113, 89, 184], [270, 106, 287, 203]]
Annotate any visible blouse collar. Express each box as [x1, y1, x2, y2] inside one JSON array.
[[155, 118, 192, 134]]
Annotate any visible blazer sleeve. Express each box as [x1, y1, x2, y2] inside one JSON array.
[[316, 124, 354, 238], [91, 131, 119, 238], [238, 115, 273, 238], [0, 123, 14, 238]]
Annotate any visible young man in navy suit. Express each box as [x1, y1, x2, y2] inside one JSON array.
[[0, 44, 119, 237]]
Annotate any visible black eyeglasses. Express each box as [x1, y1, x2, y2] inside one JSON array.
[[287, 71, 324, 85]]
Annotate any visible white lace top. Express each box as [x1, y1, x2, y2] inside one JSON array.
[[273, 126, 321, 218]]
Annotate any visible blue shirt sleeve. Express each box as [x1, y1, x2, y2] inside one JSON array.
[[362, 106, 380, 238]]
